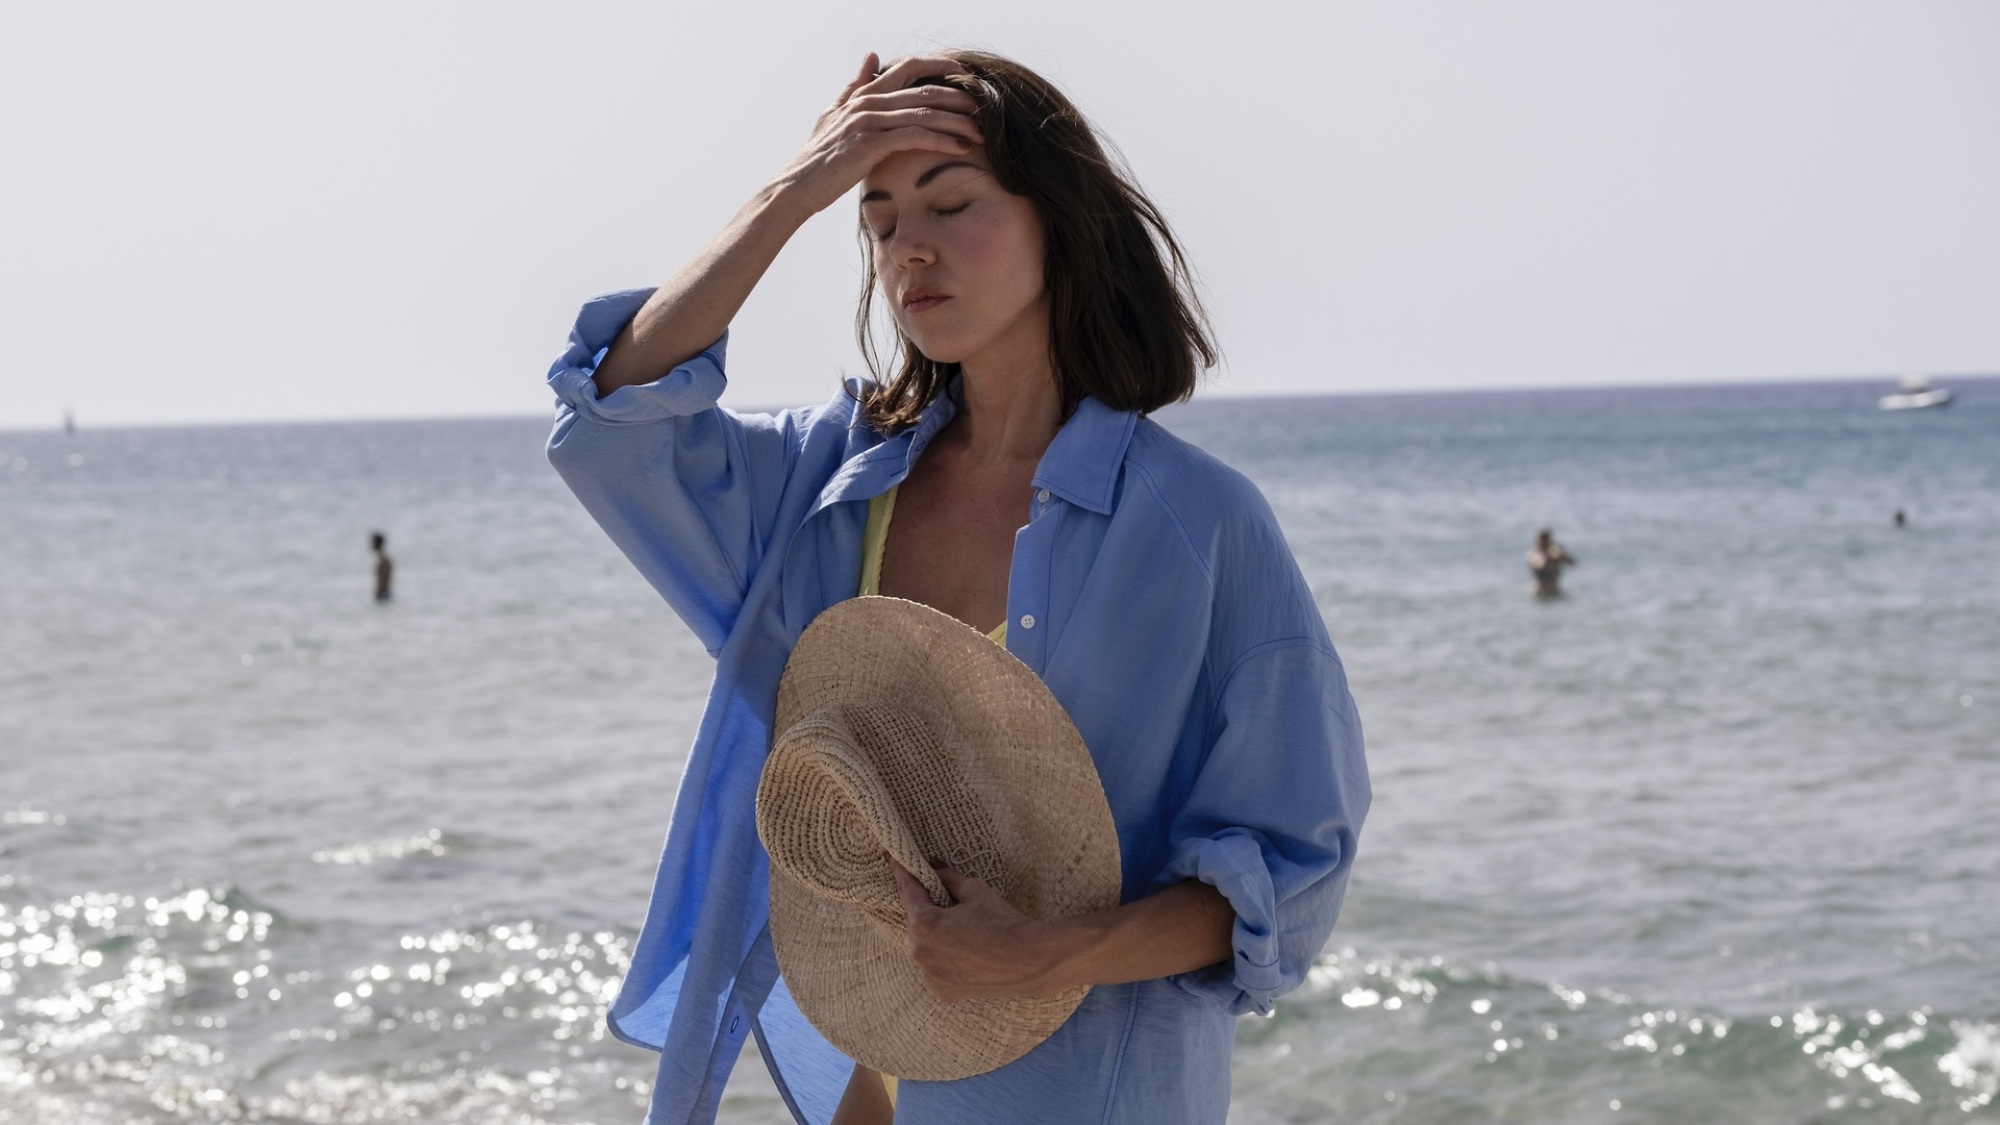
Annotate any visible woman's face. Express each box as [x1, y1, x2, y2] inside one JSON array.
[[861, 147, 1048, 371]]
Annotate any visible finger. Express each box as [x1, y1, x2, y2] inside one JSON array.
[[841, 124, 981, 172], [932, 864, 977, 901], [851, 108, 985, 147], [854, 126, 984, 166], [861, 54, 967, 96], [839, 53, 880, 104], [852, 99, 983, 145], [849, 84, 981, 119], [888, 855, 934, 919]]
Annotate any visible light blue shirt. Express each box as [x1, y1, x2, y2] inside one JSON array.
[[546, 289, 1369, 1125]]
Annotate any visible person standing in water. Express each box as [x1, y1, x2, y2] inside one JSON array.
[[1527, 527, 1575, 598], [371, 532, 394, 602]]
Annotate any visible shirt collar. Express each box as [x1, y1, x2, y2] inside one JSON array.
[[817, 387, 1136, 516], [814, 381, 960, 510], [1033, 396, 1137, 515]]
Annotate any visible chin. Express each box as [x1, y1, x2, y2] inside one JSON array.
[[900, 331, 973, 366]]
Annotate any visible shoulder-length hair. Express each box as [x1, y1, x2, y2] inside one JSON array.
[[856, 50, 1217, 433]]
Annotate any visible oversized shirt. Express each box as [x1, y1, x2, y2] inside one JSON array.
[[545, 289, 1370, 1125]]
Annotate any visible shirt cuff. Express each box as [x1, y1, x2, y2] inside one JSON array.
[[545, 288, 730, 424], [1160, 832, 1286, 1015]]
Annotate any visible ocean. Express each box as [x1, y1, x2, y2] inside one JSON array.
[[2, 377, 1995, 1123]]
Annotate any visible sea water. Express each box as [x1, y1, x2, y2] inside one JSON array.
[[1, 378, 1995, 1123]]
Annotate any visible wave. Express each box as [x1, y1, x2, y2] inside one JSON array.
[[1231, 945, 2000, 1121]]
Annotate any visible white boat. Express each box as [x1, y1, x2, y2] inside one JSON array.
[[1879, 374, 1954, 411]]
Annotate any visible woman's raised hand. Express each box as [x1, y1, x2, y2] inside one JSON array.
[[590, 54, 982, 394], [774, 53, 986, 220]]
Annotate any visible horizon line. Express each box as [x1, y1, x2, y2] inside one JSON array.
[[7, 370, 1994, 436]]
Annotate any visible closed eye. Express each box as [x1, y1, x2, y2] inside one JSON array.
[[865, 202, 969, 242]]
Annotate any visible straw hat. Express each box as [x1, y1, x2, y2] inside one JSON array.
[[756, 596, 1122, 1081]]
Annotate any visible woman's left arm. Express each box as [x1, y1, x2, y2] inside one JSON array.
[[890, 861, 1235, 1001], [893, 634, 1370, 1010]]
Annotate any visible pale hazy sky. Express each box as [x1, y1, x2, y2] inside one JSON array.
[[3, 1, 1997, 429]]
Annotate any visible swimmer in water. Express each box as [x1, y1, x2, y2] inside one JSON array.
[[1527, 527, 1575, 598], [371, 531, 394, 602]]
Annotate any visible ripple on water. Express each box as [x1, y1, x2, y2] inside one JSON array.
[[309, 828, 455, 866], [1231, 947, 2000, 1121]]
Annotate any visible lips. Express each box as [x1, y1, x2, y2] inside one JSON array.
[[901, 289, 950, 314]]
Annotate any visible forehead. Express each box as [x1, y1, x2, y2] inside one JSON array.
[[859, 150, 992, 198]]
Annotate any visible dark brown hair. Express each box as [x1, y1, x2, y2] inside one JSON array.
[[856, 50, 1216, 433]]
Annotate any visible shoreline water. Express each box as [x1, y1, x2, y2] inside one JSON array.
[[4, 378, 1995, 1121]]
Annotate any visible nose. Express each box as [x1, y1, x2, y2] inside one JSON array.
[[884, 215, 937, 270]]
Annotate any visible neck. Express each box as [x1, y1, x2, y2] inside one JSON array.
[[948, 306, 1060, 463]]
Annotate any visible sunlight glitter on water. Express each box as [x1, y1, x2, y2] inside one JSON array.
[[311, 828, 451, 866], [0, 878, 654, 1122]]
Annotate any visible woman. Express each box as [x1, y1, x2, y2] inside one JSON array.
[[547, 50, 1369, 1124]]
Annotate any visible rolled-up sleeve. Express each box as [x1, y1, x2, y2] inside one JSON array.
[[545, 289, 807, 655], [546, 288, 730, 425], [1160, 640, 1369, 1015]]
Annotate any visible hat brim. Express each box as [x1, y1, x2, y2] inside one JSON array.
[[759, 597, 1122, 1080]]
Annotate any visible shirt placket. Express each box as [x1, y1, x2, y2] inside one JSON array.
[[1006, 488, 1059, 674]]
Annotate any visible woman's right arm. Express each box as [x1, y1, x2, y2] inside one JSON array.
[[547, 55, 983, 650], [590, 53, 984, 395]]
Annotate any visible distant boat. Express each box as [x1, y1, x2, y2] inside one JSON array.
[[1879, 375, 1954, 411]]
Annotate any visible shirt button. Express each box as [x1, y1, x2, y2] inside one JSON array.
[[1019, 614, 1036, 630], [1037, 489, 1050, 504]]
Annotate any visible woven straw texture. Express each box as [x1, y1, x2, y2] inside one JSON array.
[[756, 597, 1122, 1081]]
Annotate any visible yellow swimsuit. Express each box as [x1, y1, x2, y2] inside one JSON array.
[[856, 484, 1003, 1110]]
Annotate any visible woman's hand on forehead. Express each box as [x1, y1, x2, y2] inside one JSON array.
[[771, 53, 985, 221], [585, 53, 984, 392], [864, 53, 969, 90]]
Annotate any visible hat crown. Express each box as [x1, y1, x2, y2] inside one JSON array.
[[762, 700, 973, 913]]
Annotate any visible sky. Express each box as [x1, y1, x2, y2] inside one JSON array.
[[2, 0, 1997, 429]]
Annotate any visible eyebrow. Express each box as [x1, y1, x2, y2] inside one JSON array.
[[859, 160, 983, 204]]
